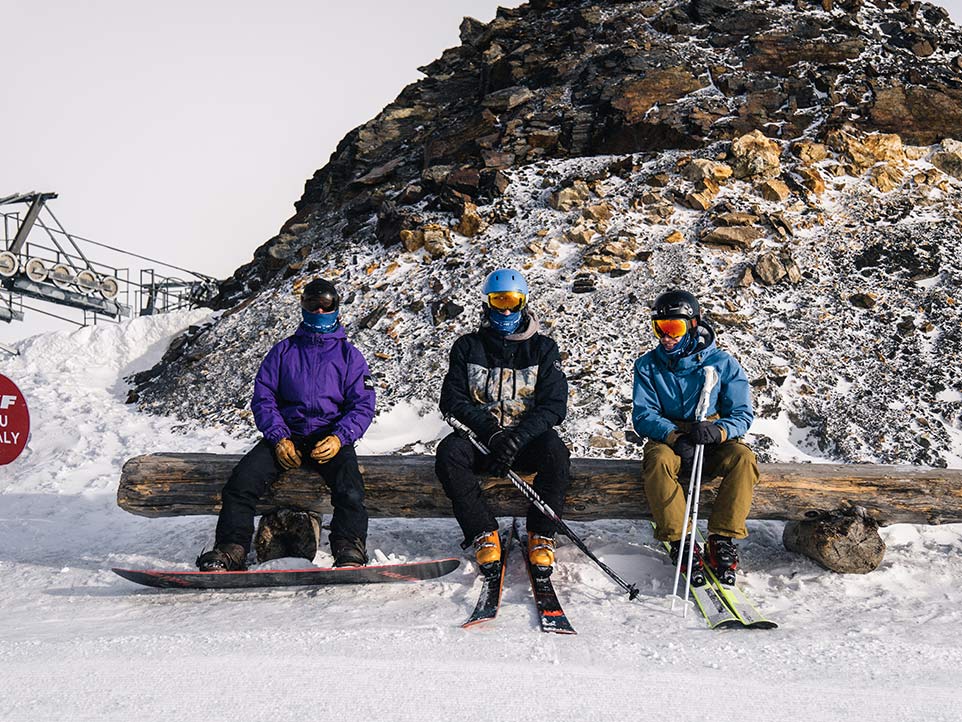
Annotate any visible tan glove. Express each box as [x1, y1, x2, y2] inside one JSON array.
[[310, 434, 342, 464], [274, 438, 302, 470]]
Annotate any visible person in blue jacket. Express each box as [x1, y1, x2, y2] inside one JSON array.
[[632, 290, 758, 582], [197, 278, 376, 571]]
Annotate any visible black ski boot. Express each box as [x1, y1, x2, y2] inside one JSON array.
[[668, 539, 706, 587], [706, 534, 739, 586], [331, 536, 368, 567], [196, 543, 247, 572]]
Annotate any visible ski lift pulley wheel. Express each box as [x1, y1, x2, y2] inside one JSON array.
[[0, 251, 18, 278], [75, 269, 99, 295], [100, 276, 119, 299], [25, 258, 49, 283], [50, 264, 74, 289]]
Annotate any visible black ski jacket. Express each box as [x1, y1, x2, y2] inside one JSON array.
[[439, 313, 568, 446]]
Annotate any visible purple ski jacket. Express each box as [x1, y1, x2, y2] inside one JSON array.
[[251, 324, 376, 446]]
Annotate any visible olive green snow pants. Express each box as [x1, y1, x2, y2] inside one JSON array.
[[642, 439, 759, 541]]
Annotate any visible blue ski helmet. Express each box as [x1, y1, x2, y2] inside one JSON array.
[[482, 268, 528, 335]]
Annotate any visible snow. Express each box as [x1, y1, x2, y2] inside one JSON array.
[[2, 314, 962, 721]]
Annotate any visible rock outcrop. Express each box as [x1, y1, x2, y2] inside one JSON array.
[[133, 0, 962, 468]]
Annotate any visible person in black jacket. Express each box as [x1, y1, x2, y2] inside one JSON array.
[[436, 268, 570, 576]]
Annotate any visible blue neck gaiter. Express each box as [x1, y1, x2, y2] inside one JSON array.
[[302, 308, 339, 334], [664, 331, 695, 357], [488, 308, 522, 335]]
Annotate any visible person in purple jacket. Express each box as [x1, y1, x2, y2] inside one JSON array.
[[196, 279, 376, 571]]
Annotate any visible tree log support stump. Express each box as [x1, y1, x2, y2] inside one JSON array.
[[782, 506, 886, 573]]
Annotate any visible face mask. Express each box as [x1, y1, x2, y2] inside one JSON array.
[[488, 307, 522, 335], [302, 308, 339, 333], [662, 331, 693, 356]]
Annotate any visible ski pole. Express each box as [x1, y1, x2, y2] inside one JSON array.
[[669, 366, 718, 615], [445, 416, 640, 601]]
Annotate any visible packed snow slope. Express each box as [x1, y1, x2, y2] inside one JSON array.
[[2, 314, 962, 722]]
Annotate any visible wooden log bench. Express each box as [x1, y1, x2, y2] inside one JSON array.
[[118, 453, 962, 572]]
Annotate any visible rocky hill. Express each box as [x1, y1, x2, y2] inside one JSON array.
[[131, 0, 962, 467]]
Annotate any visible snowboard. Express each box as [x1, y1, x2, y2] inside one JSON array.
[[112, 558, 460, 590]]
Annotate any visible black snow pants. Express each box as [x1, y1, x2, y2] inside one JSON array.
[[435, 428, 571, 545], [215, 437, 368, 553]]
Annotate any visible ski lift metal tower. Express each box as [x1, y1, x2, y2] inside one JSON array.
[[0, 191, 218, 328]]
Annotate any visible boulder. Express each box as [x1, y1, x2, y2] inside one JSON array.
[[758, 179, 791, 201], [730, 130, 782, 179], [932, 139, 962, 180], [700, 226, 765, 249]]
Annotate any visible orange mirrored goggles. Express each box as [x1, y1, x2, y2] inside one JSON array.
[[651, 318, 691, 338], [487, 291, 527, 312]]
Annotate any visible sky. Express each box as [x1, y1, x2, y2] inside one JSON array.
[[0, 0, 519, 342], [1, 0, 961, 344]]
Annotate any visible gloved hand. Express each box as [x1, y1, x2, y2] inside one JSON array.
[[311, 434, 342, 464], [673, 435, 696, 481], [275, 438, 302, 470], [689, 421, 723, 446], [487, 430, 523, 478]]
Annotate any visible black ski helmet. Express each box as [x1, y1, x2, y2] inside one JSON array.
[[300, 279, 340, 312], [651, 290, 700, 321]]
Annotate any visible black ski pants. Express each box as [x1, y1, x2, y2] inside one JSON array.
[[215, 437, 368, 553], [435, 429, 571, 544]]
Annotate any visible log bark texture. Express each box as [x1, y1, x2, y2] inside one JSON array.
[[254, 510, 322, 563], [783, 507, 886, 573], [118, 453, 962, 525]]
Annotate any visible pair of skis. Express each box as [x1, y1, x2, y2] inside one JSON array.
[[653, 523, 777, 630], [462, 519, 576, 635]]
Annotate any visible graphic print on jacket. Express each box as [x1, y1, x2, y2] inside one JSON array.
[[439, 313, 568, 444], [467, 362, 539, 428]]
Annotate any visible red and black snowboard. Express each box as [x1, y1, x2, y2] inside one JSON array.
[[112, 558, 460, 590]]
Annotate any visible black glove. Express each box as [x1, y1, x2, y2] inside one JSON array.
[[689, 421, 723, 446], [487, 430, 523, 478], [673, 435, 696, 481]]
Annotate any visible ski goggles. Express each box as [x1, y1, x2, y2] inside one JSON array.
[[651, 318, 691, 339], [487, 291, 526, 312]]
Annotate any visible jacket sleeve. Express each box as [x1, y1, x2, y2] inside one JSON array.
[[632, 358, 677, 442], [333, 347, 377, 445], [439, 337, 500, 442], [251, 343, 291, 445], [714, 357, 754, 440], [514, 338, 568, 445]]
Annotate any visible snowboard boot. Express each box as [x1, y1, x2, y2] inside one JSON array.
[[527, 532, 556, 578], [668, 539, 706, 587], [472, 529, 502, 578], [706, 534, 739, 586], [331, 536, 368, 567], [196, 543, 247, 572]]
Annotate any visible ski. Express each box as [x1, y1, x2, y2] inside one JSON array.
[[112, 558, 460, 590], [651, 523, 742, 629], [697, 530, 778, 629], [461, 526, 512, 628], [512, 519, 576, 635]]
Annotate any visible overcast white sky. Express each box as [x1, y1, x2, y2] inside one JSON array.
[[2, 0, 960, 343]]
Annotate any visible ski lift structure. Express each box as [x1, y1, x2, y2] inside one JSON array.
[[0, 192, 219, 331]]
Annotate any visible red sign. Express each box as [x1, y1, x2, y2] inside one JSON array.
[[0, 374, 29, 465]]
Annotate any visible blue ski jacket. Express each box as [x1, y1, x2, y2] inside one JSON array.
[[631, 323, 753, 443]]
